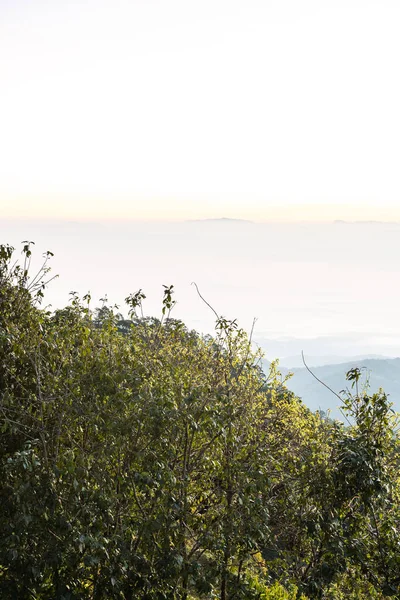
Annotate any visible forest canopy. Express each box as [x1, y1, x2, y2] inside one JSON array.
[[1, 242, 400, 600]]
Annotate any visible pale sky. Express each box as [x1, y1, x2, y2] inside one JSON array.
[[1, 0, 400, 221]]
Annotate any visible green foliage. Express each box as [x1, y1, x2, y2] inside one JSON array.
[[323, 567, 387, 599], [246, 576, 307, 599], [0, 243, 399, 599]]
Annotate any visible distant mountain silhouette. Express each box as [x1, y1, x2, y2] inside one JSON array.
[[263, 357, 400, 420], [334, 220, 400, 225], [279, 353, 388, 369]]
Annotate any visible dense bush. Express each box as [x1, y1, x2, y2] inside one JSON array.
[[1, 243, 399, 599]]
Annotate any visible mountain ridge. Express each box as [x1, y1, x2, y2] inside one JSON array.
[[263, 356, 400, 419]]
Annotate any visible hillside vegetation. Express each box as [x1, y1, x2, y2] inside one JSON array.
[[1, 243, 400, 599]]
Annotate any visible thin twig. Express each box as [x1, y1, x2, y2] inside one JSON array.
[[301, 351, 352, 426], [191, 282, 220, 320], [235, 317, 258, 381]]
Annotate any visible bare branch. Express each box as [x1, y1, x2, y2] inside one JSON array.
[[191, 282, 220, 320], [301, 351, 352, 426]]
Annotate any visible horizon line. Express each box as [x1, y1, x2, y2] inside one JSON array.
[[2, 216, 400, 225]]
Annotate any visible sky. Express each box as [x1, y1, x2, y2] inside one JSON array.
[[1, 0, 400, 221], [3, 218, 400, 363]]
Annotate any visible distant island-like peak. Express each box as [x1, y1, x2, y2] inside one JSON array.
[[334, 219, 400, 225]]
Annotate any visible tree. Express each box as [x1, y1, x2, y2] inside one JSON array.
[[1, 242, 399, 599]]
